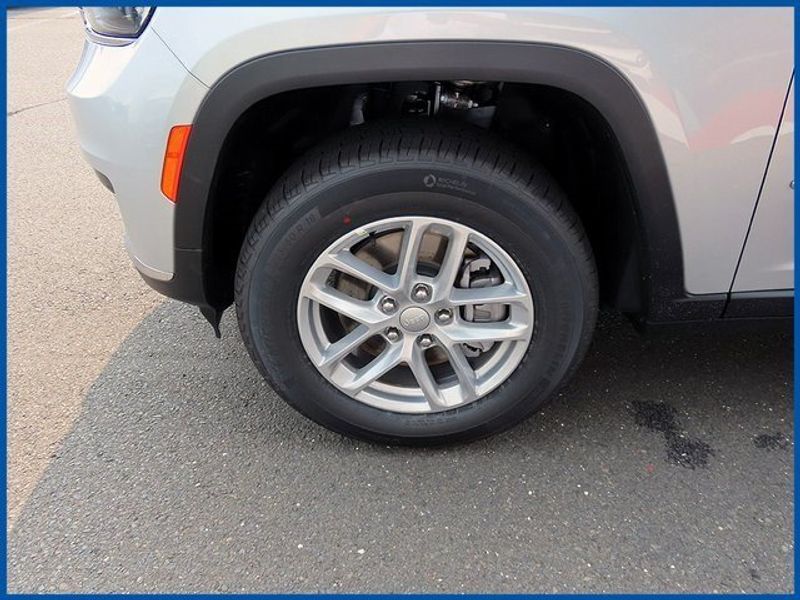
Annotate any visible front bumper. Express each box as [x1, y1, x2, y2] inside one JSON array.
[[66, 27, 208, 296]]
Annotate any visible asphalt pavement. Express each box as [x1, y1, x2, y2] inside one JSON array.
[[6, 8, 795, 593]]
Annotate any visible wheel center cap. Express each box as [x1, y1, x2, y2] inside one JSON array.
[[399, 306, 430, 332]]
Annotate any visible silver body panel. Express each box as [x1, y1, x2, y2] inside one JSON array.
[[67, 8, 794, 297], [733, 81, 794, 293]]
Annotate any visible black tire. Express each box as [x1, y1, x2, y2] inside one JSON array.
[[235, 120, 598, 445]]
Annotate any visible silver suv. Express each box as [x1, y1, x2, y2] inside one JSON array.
[[68, 7, 794, 443]]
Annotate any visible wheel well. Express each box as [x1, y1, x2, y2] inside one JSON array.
[[205, 81, 643, 315]]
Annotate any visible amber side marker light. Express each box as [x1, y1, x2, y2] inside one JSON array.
[[161, 125, 192, 202]]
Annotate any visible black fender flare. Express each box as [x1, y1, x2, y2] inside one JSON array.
[[172, 41, 692, 322]]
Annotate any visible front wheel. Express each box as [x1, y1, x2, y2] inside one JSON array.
[[236, 121, 598, 444]]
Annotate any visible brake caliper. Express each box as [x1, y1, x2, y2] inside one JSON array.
[[458, 255, 507, 357]]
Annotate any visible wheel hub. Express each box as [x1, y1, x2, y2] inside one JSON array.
[[399, 306, 430, 332]]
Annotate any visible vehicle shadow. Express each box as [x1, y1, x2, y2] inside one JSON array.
[[8, 302, 793, 593]]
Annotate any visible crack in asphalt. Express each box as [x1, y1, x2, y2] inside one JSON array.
[[7, 97, 67, 117]]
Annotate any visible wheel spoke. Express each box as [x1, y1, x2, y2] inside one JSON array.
[[321, 251, 396, 293], [408, 344, 449, 409], [446, 321, 530, 344], [340, 342, 404, 394], [303, 282, 384, 324], [317, 324, 373, 373], [396, 220, 427, 288], [441, 342, 478, 403], [449, 282, 527, 306], [434, 227, 469, 290]]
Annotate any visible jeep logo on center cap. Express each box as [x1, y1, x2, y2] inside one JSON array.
[[399, 307, 431, 332]]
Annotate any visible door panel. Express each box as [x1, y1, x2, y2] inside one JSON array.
[[732, 78, 794, 293]]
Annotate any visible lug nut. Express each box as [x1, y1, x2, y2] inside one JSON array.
[[418, 334, 435, 349], [411, 283, 431, 303], [435, 308, 453, 324], [385, 327, 401, 342], [380, 296, 398, 313]]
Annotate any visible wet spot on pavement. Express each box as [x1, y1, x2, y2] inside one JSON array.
[[630, 401, 716, 469], [665, 435, 715, 469], [631, 401, 679, 433], [753, 432, 789, 451]]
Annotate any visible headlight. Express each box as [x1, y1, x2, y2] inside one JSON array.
[[79, 7, 154, 44]]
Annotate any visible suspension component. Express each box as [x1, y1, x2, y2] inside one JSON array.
[[439, 89, 478, 110]]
